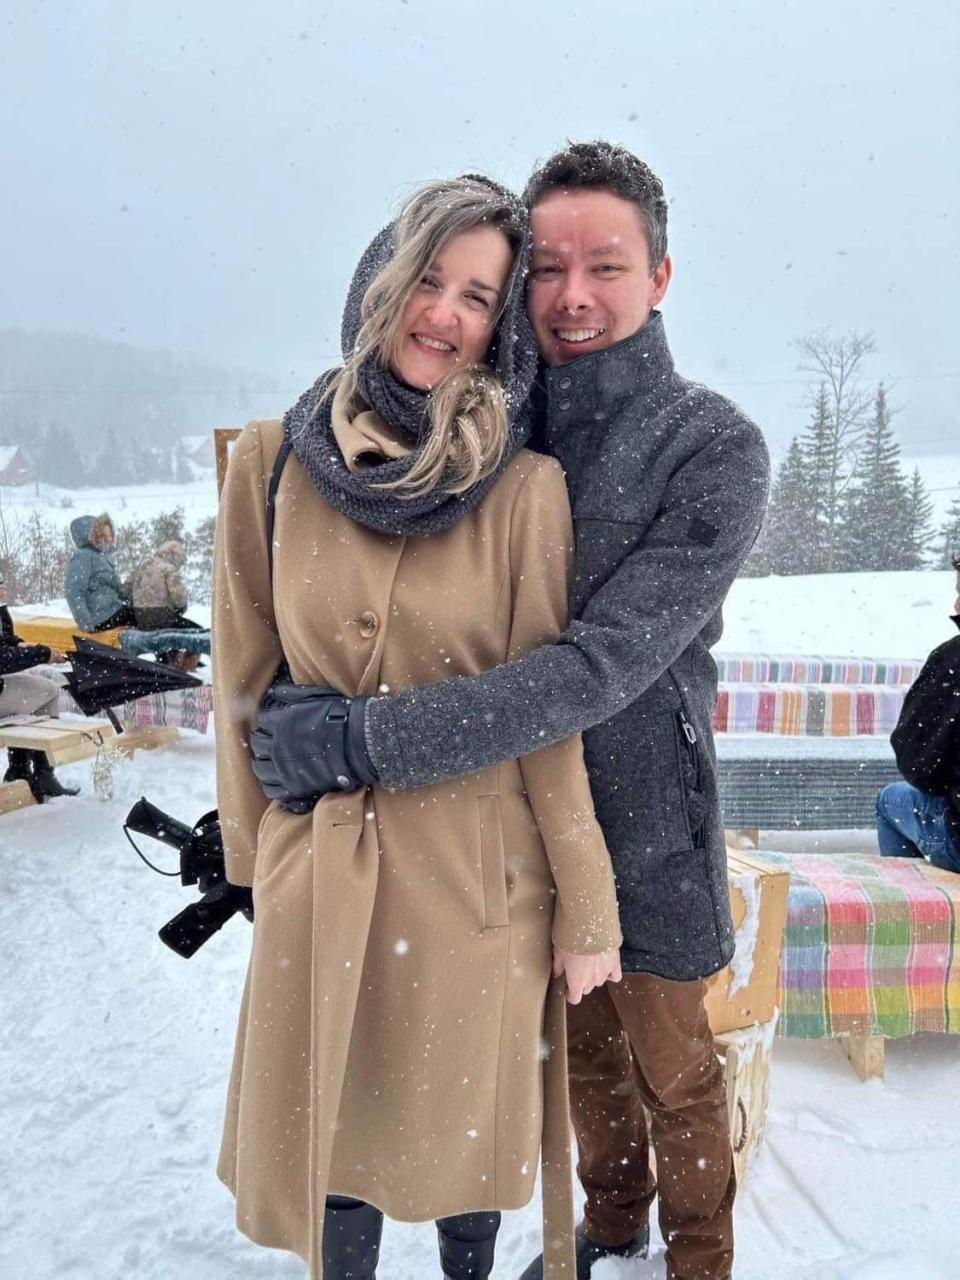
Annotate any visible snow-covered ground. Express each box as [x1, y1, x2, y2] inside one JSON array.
[[2, 566, 959, 1279]]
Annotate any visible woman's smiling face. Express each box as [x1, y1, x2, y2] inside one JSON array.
[[391, 224, 513, 390]]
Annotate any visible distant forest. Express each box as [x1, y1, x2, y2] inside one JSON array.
[[0, 329, 282, 485]]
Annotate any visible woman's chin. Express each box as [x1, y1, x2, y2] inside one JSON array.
[[389, 360, 439, 393]]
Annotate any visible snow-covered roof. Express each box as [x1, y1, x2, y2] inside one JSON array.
[[0, 445, 23, 468]]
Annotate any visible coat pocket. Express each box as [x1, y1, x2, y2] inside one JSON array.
[[478, 795, 509, 929], [652, 710, 706, 853]]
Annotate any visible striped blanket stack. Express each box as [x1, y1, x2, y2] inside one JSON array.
[[714, 654, 923, 686], [713, 684, 906, 737], [58, 685, 213, 735], [758, 851, 960, 1039]]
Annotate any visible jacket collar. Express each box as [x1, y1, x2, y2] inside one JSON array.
[[952, 615, 960, 633], [541, 310, 676, 435]]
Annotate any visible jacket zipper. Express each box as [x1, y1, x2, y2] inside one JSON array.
[[676, 709, 705, 847]]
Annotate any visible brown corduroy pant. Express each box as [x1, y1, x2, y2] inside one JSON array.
[[566, 973, 735, 1280]]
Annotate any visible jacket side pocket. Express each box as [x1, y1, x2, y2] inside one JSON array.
[[478, 795, 509, 929]]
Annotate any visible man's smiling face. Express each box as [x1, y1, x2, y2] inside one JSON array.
[[527, 187, 672, 366]]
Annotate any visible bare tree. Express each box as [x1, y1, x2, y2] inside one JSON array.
[[793, 328, 876, 571]]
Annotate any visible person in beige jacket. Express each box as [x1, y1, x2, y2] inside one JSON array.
[[213, 176, 621, 1280]]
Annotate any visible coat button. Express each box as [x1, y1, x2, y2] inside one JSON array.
[[558, 398, 572, 411], [359, 610, 379, 638], [558, 376, 572, 389]]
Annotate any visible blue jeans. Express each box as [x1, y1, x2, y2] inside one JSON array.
[[875, 781, 960, 872]]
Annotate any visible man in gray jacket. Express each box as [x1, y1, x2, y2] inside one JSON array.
[[253, 142, 770, 1280]]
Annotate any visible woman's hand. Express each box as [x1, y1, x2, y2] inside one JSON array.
[[47, 647, 67, 664], [552, 946, 622, 1005]]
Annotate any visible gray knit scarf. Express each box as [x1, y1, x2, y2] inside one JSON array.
[[283, 189, 538, 538]]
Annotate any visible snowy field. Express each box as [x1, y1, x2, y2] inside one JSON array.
[[2, 565, 959, 1279]]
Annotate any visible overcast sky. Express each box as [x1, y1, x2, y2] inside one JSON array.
[[3, 0, 958, 459]]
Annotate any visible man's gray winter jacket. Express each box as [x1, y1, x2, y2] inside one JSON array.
[[366, 313, 771, 980]]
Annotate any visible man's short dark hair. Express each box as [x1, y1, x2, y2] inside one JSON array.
[[523, 140, 669, 268], [952, 553, 960, 573]]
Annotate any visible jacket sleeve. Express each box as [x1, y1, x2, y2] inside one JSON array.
[[0, 642, 53, 676], [367, 419, 770, 789], [505, 459, 621, 954], [65, 553, 96, 631], [212, 422, 285, 886], [890, 641, 960, 795]]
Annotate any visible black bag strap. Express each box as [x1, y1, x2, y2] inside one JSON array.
[[266, 438, 293, 585]]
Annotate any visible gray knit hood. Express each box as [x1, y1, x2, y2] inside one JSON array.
[[283, 178, 538, 538]]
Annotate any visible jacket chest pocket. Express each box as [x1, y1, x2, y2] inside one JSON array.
[[478, 795, 509, 929]]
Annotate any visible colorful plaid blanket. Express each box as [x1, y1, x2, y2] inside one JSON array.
[[759, 851, 960, 1038], [713, 683, 905, 736], [58, 684, 213, 735], [714, 653, 922, 686]]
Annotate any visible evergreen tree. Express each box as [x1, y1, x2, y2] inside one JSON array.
[[902, 468, 934, 570], [93, 427, 132, 485], [937, 493, 960, 569], [799, 385, 834, 573], [173, 440, 194, 486], [837, 384, 910, 570], [747, 436, 815, 575], [39, 423, 86, 488]]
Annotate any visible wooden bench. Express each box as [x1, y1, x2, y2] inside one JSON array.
[[0, 718, 180, 814], [755, 850, 960, 1081], [9, 613, 126, 651], [0, 779, 36, 813]]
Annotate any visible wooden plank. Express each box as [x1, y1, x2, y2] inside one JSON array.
[[706, 854, 791, 1034], [715, 1019, 776, 1185], [113, 724, 179, 755], [0, 718, 116, 764], [215, 427, 243, 495], [0, 780, 36, 814], [842, 1034, 885, 1081], [9, 616, 126, 651]]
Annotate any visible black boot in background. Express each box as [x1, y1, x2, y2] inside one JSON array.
[[26, 751, 80, 801], [3, 747, 33, 786], [323, 1196, 384, 1279], [437, 1210, 501, 1280]]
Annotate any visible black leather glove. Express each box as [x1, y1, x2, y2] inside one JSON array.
[[249, 681, 378, 811]]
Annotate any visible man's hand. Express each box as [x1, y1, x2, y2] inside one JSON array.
[[249, 681, 378, 811], [553, 946, 623, 1005], [47, 647, 67, 664]]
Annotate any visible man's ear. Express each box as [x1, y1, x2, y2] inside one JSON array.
[[650, 253, 673, 307]]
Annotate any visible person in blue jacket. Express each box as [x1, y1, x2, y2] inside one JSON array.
[[64, 514, 136, 632]]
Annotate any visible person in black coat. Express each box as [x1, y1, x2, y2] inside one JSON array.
[[0, 572, 80, 801], [879, 554, 960, 871]]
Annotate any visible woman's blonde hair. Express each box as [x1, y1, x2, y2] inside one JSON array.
[[326, 176, 527, 499]]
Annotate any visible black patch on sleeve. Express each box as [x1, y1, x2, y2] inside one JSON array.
[[688, 517, 719, 547]]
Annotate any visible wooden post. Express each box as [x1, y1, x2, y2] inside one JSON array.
[[215, 428, 243, 495], [842, 1034, 885, 1081]]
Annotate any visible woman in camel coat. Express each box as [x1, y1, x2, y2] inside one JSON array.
[[213, 177, 621, 1280]]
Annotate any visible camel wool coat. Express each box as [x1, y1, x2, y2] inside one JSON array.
[[213, 408, 621, 1278]]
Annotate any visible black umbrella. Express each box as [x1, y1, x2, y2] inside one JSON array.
[[66, 636, 203, 731]]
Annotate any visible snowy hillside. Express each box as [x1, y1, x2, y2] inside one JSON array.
[[1, 567, 959, 1279]]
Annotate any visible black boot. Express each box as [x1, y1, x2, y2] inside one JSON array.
[[323, 1196, 384, 1279], [26, 751, 80, 802], [3, 748, 33, 785], [516, 1219, 650, 1280], [437, 1210, 501, 1280]]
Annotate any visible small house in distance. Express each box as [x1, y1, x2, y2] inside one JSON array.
[[0, 445, 35, 486], [178, 434, 216, 471]]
